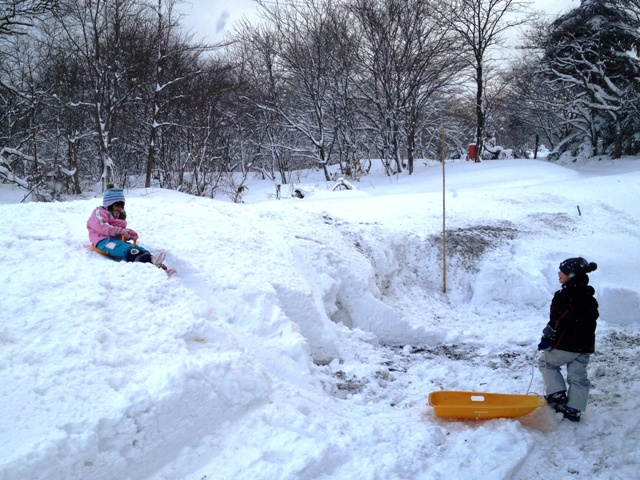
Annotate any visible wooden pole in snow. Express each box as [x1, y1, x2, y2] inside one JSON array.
[[442, 124, 447, 294]]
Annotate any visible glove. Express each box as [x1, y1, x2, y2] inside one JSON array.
[[538, 336, 552, 351], [123, 228, 138, 241]]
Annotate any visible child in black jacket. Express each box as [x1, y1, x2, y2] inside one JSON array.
[[538, 257, 599, 422]]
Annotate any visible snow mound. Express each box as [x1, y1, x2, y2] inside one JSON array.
[[2, 158, 640, 479]]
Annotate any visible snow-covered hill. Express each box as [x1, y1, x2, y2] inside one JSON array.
[[1, 158, 639, 479]]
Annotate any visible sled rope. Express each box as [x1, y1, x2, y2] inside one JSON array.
[[525, 348, 541, 395]]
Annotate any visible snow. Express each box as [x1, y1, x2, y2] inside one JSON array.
[[1, 157, 640, 480]]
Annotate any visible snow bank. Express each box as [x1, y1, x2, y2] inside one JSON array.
[[2, 157, 640, 479]]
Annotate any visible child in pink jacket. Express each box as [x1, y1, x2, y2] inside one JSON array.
[[87, 187, 166, 266]]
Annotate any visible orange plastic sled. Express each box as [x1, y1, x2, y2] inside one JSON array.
[[428, 391, 546, 419]]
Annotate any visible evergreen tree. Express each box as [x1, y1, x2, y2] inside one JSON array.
[[542, 0, 640, 158]]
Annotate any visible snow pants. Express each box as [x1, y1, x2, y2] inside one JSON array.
[[538, 349, 591, 411], [95, 238, 152, 263]]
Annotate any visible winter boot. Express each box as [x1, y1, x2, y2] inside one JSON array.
[[545, 391, 568, 407], [555, 403, 581, 422], [162, 265, 177, 277], [152, 251, 166, 268]]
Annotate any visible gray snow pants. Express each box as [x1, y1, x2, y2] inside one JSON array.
[[538, 349, 591, 412]]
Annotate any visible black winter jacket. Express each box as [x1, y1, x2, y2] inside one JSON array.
[[542, 274, 599, 353]]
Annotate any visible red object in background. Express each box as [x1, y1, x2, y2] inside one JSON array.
[[467, 144, 477, 161]]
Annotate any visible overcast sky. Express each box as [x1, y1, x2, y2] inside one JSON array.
[[177, 0, 581, 45], [177, 0, 257, 44]]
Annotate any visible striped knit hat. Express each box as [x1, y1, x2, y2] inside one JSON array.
[[103, 187, 125, 207]]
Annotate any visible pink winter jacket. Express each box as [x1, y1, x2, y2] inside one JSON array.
[[87, 206, 128, 246]]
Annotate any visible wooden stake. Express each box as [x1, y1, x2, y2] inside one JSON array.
[[442, 124, 447, 294]]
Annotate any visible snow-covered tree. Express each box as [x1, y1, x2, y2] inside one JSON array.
[[251, 0, 352, 181], [143, 0, 207, 188], [541, 0, 640, 158], [47, 0, 153, 189], [0, 0, 64, 197]]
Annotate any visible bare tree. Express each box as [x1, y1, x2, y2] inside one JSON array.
[[438, 0, 535, 161], [350, 0, 412, 174], [49, 0, 151, 190], [0, 0, 58, 36], [230, 22, 292, 184], [255, 0, 348, 181], [143, 0, 212, 188], [0, 0, 63, 196], [350, 0, 465, 174]]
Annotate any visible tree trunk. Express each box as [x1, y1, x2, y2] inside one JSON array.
[[146, 0, 164, 188], [614, 116, 622, 159], [475, 64, 484, 163], [319, 147, 331, 181], [407, 126, 415, 174]]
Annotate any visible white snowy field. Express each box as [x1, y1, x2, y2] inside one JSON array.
[[1, 157, 639, 480]]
